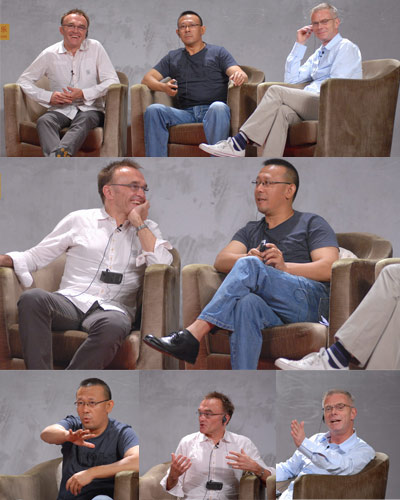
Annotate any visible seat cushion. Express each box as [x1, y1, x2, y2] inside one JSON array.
[[287, 120, 318, 146], [169, 123, 206, 145], [19, 122, 103, 152]]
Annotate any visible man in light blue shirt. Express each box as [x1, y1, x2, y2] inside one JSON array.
[[276, 389, 375, 500], [199, 2, 362, 157]]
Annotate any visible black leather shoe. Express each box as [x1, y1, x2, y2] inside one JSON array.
[[143, 329, 199, 364]]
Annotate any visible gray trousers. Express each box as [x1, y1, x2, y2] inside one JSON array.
[[17, 289, 131, 369], [240, 85, 320, 156], [336, 264, 400, 369], [36, 109, 104, 156]]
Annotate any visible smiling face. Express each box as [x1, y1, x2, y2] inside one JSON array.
[[254, 165, 296, 216], [103, 166, 147, 220], [59, 13, 88, 53], [176, 14, 205, 48], [311, 8, 340, 45], [323, 392, 357, 443], [198, 398, 227, 440], [75, 385, 113, 435]]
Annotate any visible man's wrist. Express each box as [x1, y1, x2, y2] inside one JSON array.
[[136, 223, 148, 233]]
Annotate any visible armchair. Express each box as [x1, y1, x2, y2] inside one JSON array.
[[256, 59, 400, 157], [0, 457, 139, 500], [4, 71, 128, 157], [280, 452, 389, 499], [130, 65, 264, 157], [139, 461, 267, 500], [0, 248, 180, 370], [182, 233, 392, 370]]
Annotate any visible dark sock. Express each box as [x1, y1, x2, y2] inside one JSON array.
[[327, 342, 351, 368], [231, 131, 248, 151]]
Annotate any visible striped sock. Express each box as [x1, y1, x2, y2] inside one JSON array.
[[231, 131, 248, 151], [326, 342, 351, 368]]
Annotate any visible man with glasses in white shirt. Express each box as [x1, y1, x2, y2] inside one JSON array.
[[17, 8, 119, 157], [199, 2, 362, 157], [0, 159, 173, 369], [160, 391, 273, 499], [41, 377, 139, 500], [276, 389, 374, 500]]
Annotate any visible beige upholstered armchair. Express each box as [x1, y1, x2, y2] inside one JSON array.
[[0, 248, 180, 370], [256, 59, 400, 157], [130, 65, 264, 157], [182, 233, 392, 370], [0, 457, 139, 500], [276, 452, 389, 499], [4, 71, 128, 157], [139, 461, 270, 500]]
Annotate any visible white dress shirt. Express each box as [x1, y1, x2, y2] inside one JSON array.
[[8, 208, 173, 320], [276, 430, 375, 500], [17, 39, 119, 119], [284, 33, 362, 93], [160, 430, 274, 500]]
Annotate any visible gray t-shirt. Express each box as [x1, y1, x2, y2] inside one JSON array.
[[57, 415, 138, 500], [232, 211, 338, 284]]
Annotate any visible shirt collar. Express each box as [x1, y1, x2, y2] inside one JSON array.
[[59, 38, 89, 54], [323, 429, 358, 450], [323, 33, 342, 51], [199, 430, 232, 444]]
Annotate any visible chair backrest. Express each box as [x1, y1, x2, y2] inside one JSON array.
[[239, 65, 265, 84], [336, 232, 393, 259], [116, 71, 129, 86], [362, 58, 400, 80]]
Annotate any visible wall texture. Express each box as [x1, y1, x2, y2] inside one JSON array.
[[1, 0, 399, 156], [276, 371, 400, 499]]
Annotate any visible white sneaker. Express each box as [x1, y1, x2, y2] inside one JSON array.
[[274, 348, 349, 371], [199, 137, 245, 157]]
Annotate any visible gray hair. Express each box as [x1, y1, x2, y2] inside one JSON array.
[[311, 3, 339, 19], [322, 389, 355, 407]]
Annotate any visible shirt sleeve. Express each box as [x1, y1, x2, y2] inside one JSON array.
[[118, 425, 140, 456], [7, 213, 76, 287], [160, 439, 186, 497], [17, 50, 54, 106], [306, 214, 338, 252], [81, 41, 119, 105], [329, 41, 362, 79], [218, 47, 238, 73], [276, 449, 306, 481], [244, 438, 276, 475], [298, 437, 375, 475], [154, 53, 172, 79], [284, 42, 313, 84], [135, 219, 173, 267]]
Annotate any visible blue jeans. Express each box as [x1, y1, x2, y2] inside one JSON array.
[[144, 101, 230, 156], [198, 257, 329, 369]]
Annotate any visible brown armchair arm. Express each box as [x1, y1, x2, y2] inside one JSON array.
[[102, 83, 128, 156], [137, 249, 180, 369], [328, 259, 377, 343], [228, 82, 260, 135], [4, 83, 25, 156], [114, 470, 139, 500], [239, 473, 265, 500], [375, 257, 400, 279]]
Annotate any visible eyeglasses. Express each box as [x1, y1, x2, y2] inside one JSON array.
[[252, 180, 292, 188], [311, 18, 337, 28], [62, 23, 88, 32], [197, 411, 225, 418], [74, 399, 110, 408], [109, 183, 149, 192], [178, 23, 201, 31], [323, 403, 353, 413]]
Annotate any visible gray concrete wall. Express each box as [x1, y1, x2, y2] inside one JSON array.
[[1, 0, 399, 156], [276, 371, 400, 500], [0, 157, 399, 260]]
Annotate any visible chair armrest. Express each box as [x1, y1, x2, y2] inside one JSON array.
[[114, 470, 139, 500], [139, 462, 175, 500], [239, 473, 265, 500], [228, 82, 260, 135], [267, 474, 276, 500], [4, 83, 26, 156], [136, 249, 180, 369], [102, 83, 128, 156], [328, 259, 377, 343], [375, 258, 400, 279]]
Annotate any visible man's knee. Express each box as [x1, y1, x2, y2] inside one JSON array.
[[233, 256, 265, 273], [37, 112, 61, 131], [18, 288, 50, 312], [86, 312, 131, 342], [207, 101, 230, 114], [145, 103, 168, 119]]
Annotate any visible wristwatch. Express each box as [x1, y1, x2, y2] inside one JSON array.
[[136, 223, 148, 233]]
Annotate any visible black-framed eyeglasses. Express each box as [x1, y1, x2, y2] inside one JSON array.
[[323, 403, 353, 413], [108, 183, 149, 192], [74, 399, 110, 408], [311, 18, 337, 28], [62, 23, 87, 32], [252, 180, 292, 188], [178, 23, 201, 31], [196, 411, 225, 418]]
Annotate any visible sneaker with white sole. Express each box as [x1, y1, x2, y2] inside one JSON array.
[[274, 348, 349, 371], [199, 138, 245, 157]]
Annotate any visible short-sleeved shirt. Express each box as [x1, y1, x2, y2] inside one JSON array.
[[154, 43, 237, 108], [57, 415, 139, 500], [232, 211, 338, 284]]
